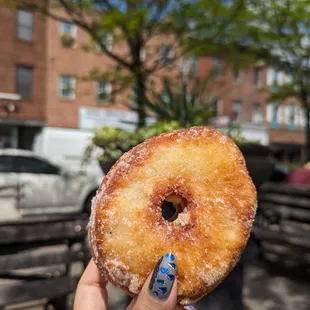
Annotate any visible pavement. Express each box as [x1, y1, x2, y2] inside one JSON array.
[[3, 260, 309, 310], [1, 198, 309, 310]]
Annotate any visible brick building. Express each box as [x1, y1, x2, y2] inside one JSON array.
[[0, 6, 136, 149], [0, 6, 180, 150], [0, 6, 307, 161], [0, 7, 46, 149], [199, 57, 307, 161]]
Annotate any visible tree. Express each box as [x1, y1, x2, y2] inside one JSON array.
[[144, 75, 219, 127], [4, 0, 250, 128], [248, 0, 310, 161]]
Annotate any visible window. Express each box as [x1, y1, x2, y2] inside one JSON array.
[[60, 21, 76, 48], [12, 156, 60, 174], [254, 68, 263, 87], [96, 80, 111, 102], [60, 21, 76, 36], [0, 156, 13, 173], [211, 98, 220, 117], [252, 103, 263, 123], [16, 65, 33, 99], [288, 104, 296, 130], [268, 68, 280, 88], [17, 9, 33, 41], [233, 69, 241, 83], [232, 101, 241, 121], [212, 56, 222, 77], [59, 75, 75, 99], [182, 57, 198, 75], [271, 103, 280, 128], [160, 45, 174, 65], [96, 33, 113, 52]]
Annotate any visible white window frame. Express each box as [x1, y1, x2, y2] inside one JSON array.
[[182, 57, 198, 75], [252, 103, 263, 123], [96, 80, 112, 101], [59, 75, 75, 100], [17, 8, 33, 41], [254, 68, 263, 88], [96, 33, 113, 53], [233, 69, 242, 83], [212, 56, 222, 77], [59, 21, 77, 37], [232, 101, 241, 121]]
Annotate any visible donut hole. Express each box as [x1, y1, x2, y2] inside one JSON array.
[[161, 194, 186, 222]]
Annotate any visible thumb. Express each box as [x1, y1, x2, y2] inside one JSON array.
[[127, 253, 177, 310]]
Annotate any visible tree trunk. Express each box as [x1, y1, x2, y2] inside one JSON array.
[[305, 107, 310, 163], [301, 89, 310, 162], [130, 33, 147, 129], [135, 71, 147, 128]]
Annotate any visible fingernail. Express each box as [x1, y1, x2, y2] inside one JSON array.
[[149, 252, 176, 300]]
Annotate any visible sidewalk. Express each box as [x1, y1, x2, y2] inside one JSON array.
[[3, 261, 309, 310]]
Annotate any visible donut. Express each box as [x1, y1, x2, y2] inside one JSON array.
[[89, 126, 257, 305]]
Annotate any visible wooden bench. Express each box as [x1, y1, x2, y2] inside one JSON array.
[[253, 182, 310, 272], [0, 214, 89, 309]]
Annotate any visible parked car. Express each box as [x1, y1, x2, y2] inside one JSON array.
[[0, 149, 102, 219]]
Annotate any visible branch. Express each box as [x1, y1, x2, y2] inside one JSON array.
[[55, 0, 133, 71]]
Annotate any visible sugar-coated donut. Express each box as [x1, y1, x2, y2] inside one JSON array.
[[89, 127, 257, 305]]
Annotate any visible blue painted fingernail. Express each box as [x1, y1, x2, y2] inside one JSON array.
[[149, 252, 177, 300]]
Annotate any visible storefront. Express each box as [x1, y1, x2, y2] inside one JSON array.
[[0, 119, 45, 150]]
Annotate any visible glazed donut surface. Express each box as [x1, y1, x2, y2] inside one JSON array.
[[89, 127, 257, 304]]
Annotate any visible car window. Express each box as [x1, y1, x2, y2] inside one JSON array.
[[12, 156, 60, 175], [0, 156, 14, 173]]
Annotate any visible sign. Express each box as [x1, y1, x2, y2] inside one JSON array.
[[79, 107, 155, 130]]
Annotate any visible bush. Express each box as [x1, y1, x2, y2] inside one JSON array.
[[83, 121, 180, 163], [61, 33, 75, 48]]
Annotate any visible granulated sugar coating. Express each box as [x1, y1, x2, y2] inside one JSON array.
[[89, 126, 257, 305]]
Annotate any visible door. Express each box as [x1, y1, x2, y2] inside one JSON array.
[[12, 155, 84, 214]]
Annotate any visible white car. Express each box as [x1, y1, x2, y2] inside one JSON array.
[[0, 149, 102, 219]]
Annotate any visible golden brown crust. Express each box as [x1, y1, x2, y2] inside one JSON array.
[[89, 127, 257, 304]]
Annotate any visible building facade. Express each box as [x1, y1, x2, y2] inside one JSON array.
[[0, 6, 307, 162], [199, 56, 307, 161], [0, 7, 46, 149]]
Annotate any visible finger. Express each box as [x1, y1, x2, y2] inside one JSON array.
[[128, 300, 197, 310], [179, 304, 198, 310], [127, 252, 177, 310], [74, 259, 108, 310]]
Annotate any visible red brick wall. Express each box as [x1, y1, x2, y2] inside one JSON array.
[[0, 7, 46, 122], [199, 56, 268, 121], [45, 12, 128, 128], [269, 128, 305, 145]]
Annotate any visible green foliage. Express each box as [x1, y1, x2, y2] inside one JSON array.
[[6, 0, 256, 128], [228, 126, 259, 144], [61, 33, 75, 48], [267, 83, 299, 103], [145, 76, 218, 127], [83, 120, 257, 164], [84, 121, 181, 163]]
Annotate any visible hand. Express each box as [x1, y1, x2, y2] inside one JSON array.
[[74, 255, 196, 310]]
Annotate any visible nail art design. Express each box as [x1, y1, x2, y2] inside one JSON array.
[[149, 252, 176, 300], [183, 305, 197, 310]]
